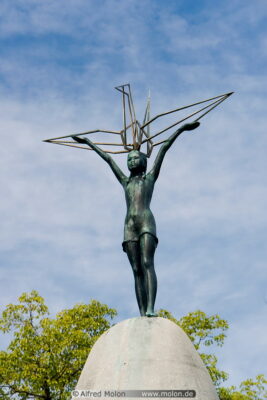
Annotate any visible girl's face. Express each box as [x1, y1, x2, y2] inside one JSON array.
[[127, 151, 147, 172]]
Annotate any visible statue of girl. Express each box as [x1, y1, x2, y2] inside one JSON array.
[[73, 120, 200, 316]]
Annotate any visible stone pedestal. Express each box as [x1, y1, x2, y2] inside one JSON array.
[[74, 317, 219, 399]]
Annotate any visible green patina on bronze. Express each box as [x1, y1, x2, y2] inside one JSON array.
[[72, 121, 200, 317]]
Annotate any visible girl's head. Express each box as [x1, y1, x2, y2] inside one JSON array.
[[127, 150, 147, 173]]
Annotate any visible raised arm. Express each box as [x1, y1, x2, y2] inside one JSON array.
[[72, 136, 127, 186], [148, 121, 200, 181]]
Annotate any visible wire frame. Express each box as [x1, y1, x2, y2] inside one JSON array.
[[43, 84, 233, 157]]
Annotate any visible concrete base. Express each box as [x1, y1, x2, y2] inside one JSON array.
[[74, 317, 219, 399]]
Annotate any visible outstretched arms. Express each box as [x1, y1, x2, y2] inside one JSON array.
[[72, 136, 127, 186], [148, 121, 200, 181]]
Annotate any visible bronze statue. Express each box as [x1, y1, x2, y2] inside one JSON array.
[[72, 121, 199, 316], [44, 84, 232, 317]]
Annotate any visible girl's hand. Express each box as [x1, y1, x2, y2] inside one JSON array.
[[72, 135, 88, 144], [182, 121, 200, 131]]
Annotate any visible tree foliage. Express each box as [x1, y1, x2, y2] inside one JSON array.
[[0, 291, 116, 400], [218, 375, 267, 400], [0, 292, 266, 400]]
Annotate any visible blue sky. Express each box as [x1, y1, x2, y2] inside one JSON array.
[[0, 0, 267, 389]]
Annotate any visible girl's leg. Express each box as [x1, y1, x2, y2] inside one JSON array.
[[140, 234, 157, 317], [125, 241, 147, 316]]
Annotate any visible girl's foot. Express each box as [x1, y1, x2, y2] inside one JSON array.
[[145, 311, 158, 317]]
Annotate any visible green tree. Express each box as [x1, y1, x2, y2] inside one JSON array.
[[218, 375, 267, 400], [0, 291, 116, 400], [0, 292, 266, 400]]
